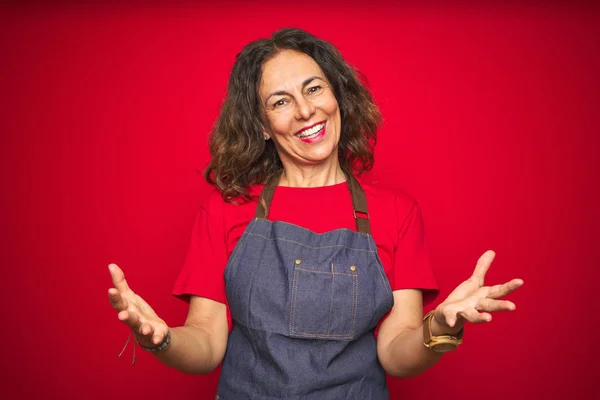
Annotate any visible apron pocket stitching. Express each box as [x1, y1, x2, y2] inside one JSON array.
[[290, 268, 299, 336], [327, 268, 335, 335], [246, 233, 377, 253], [289, 261, 358, 340]]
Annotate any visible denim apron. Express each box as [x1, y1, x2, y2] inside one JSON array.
[[216, 174, 394, 399]]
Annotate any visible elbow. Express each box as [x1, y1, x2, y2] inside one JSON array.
[[178, 363, 220, 375], [377, 332, 438, 379], [379, 353, 425, 378], [383, 364, 430, 379]]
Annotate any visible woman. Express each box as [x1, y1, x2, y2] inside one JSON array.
[[108, 28, 523, 399]]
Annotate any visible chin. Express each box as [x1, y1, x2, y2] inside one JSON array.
[[303, 147, 339, 164]]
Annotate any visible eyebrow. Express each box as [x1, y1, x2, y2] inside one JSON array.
[[264, 76, 324, 105]]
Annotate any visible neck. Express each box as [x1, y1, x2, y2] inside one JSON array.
[[278, 161, 346, 187]]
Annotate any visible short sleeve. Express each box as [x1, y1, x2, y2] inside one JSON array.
[[393, 200, 439, 306], [172, 202, 228, 304]]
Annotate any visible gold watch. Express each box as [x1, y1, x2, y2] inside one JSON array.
[[423, 311, 464, 353]]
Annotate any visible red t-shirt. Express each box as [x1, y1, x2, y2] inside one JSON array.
[[173, 178, 439, 328]]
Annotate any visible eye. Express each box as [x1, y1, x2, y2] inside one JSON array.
[[272, 99, 287, 108], [307, 85, 322, 94]]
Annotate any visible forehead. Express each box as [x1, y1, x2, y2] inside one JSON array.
[[259, 50, 325, 95]]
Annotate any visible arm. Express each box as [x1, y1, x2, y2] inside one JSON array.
[[377, 289, 444, 377], [377, 251, 524, 378], [108, 264, 228, 374], [151, 296, 228, 374]]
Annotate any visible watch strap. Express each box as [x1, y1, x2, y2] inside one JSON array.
[[423, 311, 463, 352]]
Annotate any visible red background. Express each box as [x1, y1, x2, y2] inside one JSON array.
[[1, 1, 598, 399]]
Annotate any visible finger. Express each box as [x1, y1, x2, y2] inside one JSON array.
[[471, 250, 496, 285], [442, 301, 489, 327], [458, 308, 492, 324], [137, 323, 168, 347], [139, 322, 155, 337], [152, 330, 168, 346], [475, 298, 516, 313], [108, 288, 128, 311], [108, 263, 131, 294], [440, 304, 465, 328], [117, 309, 142, 331], [487, 278, 524, 299], [151, 327, 169, 346]]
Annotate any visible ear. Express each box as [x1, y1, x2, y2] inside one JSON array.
[[258, 114, 271, 140], [262, 127, 271, 141]]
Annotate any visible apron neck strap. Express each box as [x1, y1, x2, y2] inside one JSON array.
[[254, 173, 371, 235]]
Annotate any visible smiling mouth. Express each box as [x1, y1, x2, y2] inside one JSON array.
[[296, 122, 326, 139]]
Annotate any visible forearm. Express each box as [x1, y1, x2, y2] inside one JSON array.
[[151, 324, 223, 374], [379, 325, 440, 377], [379, 318, 460, 378]]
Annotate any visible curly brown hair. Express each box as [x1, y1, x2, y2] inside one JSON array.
[[204, 28, 382, 203]]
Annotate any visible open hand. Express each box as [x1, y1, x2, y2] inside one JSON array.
[[108, 263, 169, 348], [433, 250, 524, 332]]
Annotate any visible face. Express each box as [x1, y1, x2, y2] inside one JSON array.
[[259, 50, 342, 172]]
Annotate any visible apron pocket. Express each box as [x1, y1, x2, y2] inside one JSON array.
[[289, 259, 358, 340]]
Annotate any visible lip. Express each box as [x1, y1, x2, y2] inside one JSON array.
[[297, 121, 326, 144], [295, 120, 326, 136]]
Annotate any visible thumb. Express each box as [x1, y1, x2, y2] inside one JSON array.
[[471, 250, 495, 285], [109, 263, 132, 294]]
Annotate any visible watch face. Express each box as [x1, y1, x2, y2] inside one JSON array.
[[432, 342, 457, 353]]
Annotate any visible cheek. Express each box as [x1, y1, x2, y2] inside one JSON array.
[[322, 94, 340, 116], [264, 112, 288, 135]]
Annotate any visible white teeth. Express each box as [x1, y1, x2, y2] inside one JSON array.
[[298, 123, 325, 138]]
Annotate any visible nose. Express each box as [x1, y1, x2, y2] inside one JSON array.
[[295, 96, 315, 121]]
